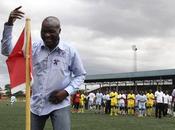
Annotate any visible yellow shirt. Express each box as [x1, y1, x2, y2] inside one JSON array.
[[80, 94, 85, 105], [146, 93, 154, 105], [110, 92, 118, 103], [127, 94, 135, 104]]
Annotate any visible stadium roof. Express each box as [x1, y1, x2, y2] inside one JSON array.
[[85, 69, 175, 83]]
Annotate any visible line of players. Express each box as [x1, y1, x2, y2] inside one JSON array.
[[72, 87, 175, 118]]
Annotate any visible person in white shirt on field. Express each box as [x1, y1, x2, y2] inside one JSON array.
[[163, 90, 169, 116], [118, 90, 126, 115], [95, 90, 103, 113], [88, 92, 95, 110], [105, 91, 111, 114], [101, 92, 107, 113], [168, 95, 172, 115], [155, 87, 164, 118], [171, 86, 175, 117], [135, 91, 141, 116], [138, 91, 147, 117], [2, 6, 86, 130], [10, 95, 17, 105]]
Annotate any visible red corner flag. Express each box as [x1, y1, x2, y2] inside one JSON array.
[[6, 28, 32, 94]]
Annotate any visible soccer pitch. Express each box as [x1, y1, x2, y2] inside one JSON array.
[[0, 101, 175, 130]]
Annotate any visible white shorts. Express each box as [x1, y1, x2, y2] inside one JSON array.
[[139, 103, 146, 110], [89, 100, 94, 106], [96, 100, 101, 105], [119, 102, 125, 107]]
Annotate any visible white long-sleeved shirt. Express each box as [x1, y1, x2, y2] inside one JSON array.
[[1, 24, 86, 116]]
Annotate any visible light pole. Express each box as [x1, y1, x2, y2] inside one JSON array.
[[132, 45, 138, 91], [132, 45, 137, 72]]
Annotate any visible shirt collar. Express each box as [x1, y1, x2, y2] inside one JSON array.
[[57, 40, 65, 51], [41, 40, 65, 51]]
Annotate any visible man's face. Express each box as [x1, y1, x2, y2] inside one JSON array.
[[41, 21, 61, 49]]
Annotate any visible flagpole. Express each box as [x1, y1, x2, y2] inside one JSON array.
[[25, 18, 31, 130]]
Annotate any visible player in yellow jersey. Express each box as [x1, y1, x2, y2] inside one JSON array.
[[146, 89, 154, 116], [127, 90, 135, 115], [110, 88, 118, 116], [80, 92, 85, 113]]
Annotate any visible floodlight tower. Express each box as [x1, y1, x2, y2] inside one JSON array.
[[132, 45, 138, 91], [132, 45, 137, 72]]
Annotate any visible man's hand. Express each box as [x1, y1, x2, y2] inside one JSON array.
[[7, 6, 24, 25], [49, 90, 69, 104]]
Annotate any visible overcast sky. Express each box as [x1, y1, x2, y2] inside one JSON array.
[[1, 0, 175, 88]]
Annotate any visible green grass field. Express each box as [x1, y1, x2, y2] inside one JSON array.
[[0, 101, 175, 130]]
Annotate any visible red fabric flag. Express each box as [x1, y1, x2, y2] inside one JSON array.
[[6, 28, 32, 94]]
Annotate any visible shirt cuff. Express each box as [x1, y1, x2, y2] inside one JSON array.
[[64, 85, 76, 95], [4, 23, 13, 32], [5, 22, 13, 26]]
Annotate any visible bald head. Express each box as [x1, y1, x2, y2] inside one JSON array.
[[42, 16, 61, 28]]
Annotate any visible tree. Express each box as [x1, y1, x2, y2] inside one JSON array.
[[14, 91, 25, 97], [4, 84, 11, 97], [4, 84, 25, 97]]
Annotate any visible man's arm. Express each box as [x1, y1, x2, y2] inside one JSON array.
[[49, 47, 86, 104], [64, 48, 86, 95], [1, 24, 13, 56], [171, 89, 175, 105], [1, 6, 24, 56]]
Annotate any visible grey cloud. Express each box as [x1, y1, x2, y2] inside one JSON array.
[[0, 55, 8, 74], [62, 0, 175, 39], [1, 0, 175, 86]]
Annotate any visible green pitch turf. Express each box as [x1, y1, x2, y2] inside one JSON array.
[[0, 101, 175, 130]]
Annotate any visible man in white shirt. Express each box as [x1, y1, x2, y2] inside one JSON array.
[[105, 91, 111, 114], [155, 87, 164, 118], [2, 6, 86, 130], [118, 91, 126, 115], [138, 91, 147, 117], [10, 95, 17, 105], [88, 92, 95, 110], [135, 91, 141, 116], [171, 86, 175, 117], [163, 90, 169, 116], [168, 95, 172, 115], [95, 90, 103, 113]]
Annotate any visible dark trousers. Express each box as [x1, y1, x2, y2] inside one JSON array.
[[163, 104, 168, 116], [74, 102, 80, 110], [155, 103, 163, 118], [105, 100, 111, 114]]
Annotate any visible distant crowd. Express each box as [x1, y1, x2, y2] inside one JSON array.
[[71, 86, 175, 118]]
